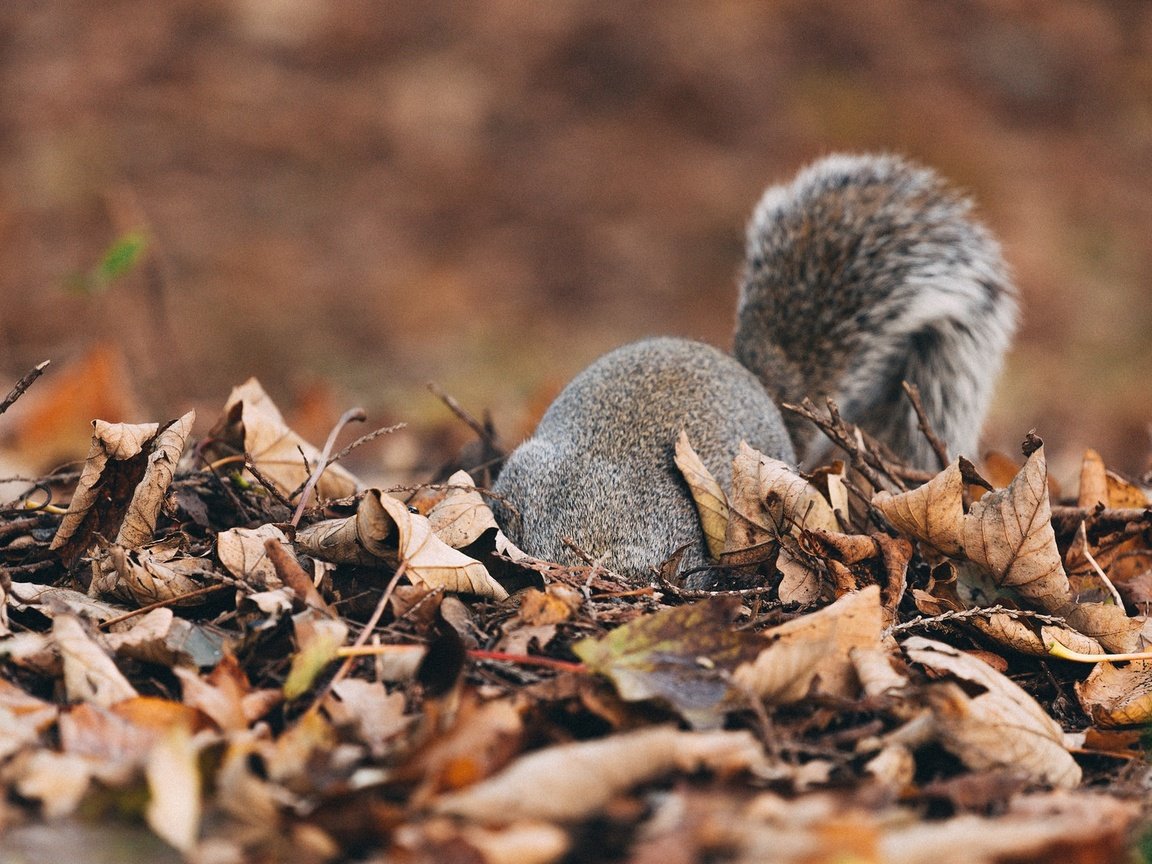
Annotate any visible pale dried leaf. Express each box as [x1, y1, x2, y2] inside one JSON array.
[[53, 614, 137, 707], [457, 822, 570, 864], [674, 431, 729, 559], [14, 751, 94, 819], [217, 524, 291, 588], [776, 544, 822, 604], [116, 411, 194, 548], [294, 513, 384, 566], [433, 726, 764, 823], [872, 461, 965, 557], [968, 612, 1103, 658], [91, 544, 213, 605], [325, 679, 412, 757], [49, 419, 159, 554], [851, 646, 909, 698], [733, 586, 882, 702], [426, 469, 499, 548], [213, 378, 358, 502], [1077, 449, 1109, 509], [145, 723, 202, 853], [7, 582, 123, 623], [962, 446, 1070, 612], [1075, 658, 1152, 727], [369, 490, 508, 600], [727, 443, 838, 553], [903, 636, 1081, 787]]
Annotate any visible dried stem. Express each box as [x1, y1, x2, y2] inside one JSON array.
[[0, 361, 50, 417]]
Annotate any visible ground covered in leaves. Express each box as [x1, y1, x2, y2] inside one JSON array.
[[1, 367, 1152, 864]]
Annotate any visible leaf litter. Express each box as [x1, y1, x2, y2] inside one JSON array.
[[0, 377, 1150, 863]]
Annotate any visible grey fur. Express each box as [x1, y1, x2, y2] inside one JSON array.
[[735, 153, 1018, 468], [494, 154, 1018, 580]]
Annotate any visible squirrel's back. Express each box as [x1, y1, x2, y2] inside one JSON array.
[[735, 153, 1017, 467], [493, 337, 793, 576]]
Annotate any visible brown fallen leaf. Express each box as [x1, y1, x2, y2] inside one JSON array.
[[674, 431, 729, 559], [426, 468, 500, 548], [902, 636, 1081, 787], [144, 722, 202, 853], [726, 442, 839, 553], [217, 524, 292, 589], [433, 725, 765, 823], [53, 613, 137, 707], [204, 377, 358, 503], [1075, 657, 1152, 727], [962, 444, 1071, 613], [299, 489, 508, 600], [49, 419, 162, 566], [733, 585, 883, 702], [873, 460, 965, 557], [572, 595, 764, 729]]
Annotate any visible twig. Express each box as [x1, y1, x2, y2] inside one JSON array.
[[98, 582, 233, 629], [305, 560, 408, 719], [291, 407, 367, 527], [1075, 521, 1124, 608], [1050, 506, 1151, 537], [327, 423, 405, 467], [901, 381, 950, 470], [243, 457, 295, 511], [886, 604, 1069, 638], [427, 381, 500, 452], [0, 361, 50, 417]]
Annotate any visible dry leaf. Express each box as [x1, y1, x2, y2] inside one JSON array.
[[572, 595, 764, 729], [217, 524, 292, 588], [90, 542, 214, 606], [426, 469, 500, 548], [962, 445, 1071, 612], [145, 722, 202, 853], [734, 585, 883, 702], [1075, 658, 1152, 727], [873, 461, 965, 557], [433, 726, 764, 823], [53, 614, 137, 707], [726, 442, 838, 553], [368, 490, 508, 599], [49, 419, 161, 565], [902, 637, 1081, 787], [674, 431, 729, 559], [204, 378, 358, 502]]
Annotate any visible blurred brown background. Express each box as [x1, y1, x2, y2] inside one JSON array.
[[1, 1, 1149, 485]]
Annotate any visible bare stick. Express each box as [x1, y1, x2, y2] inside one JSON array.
[[291, 407, 367, 526], [427, 381, 500, 451], [901, 381, 950, 470], [0, 361, 50, 417]]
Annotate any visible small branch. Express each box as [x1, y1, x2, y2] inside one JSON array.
[[1050, 506, 1151, 537], [427, 381, 501, 452], [305, 560, 408, 719], [0, 361, 50, 417], [887, 604, 1069, 638], [467, 649, 587, 674], [901, 381, 950, 471], [291, 407, 367, 526], [98, 582, 233, 629], [1047, 639, 1152, 664]]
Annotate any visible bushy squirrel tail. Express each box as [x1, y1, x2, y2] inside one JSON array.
[[734, 153, 1018, 468]]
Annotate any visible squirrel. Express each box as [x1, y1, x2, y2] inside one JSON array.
[[491, 153, 1018, 580]]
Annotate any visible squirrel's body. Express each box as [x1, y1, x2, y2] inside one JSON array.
[[493, 154, 1018, 579]]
